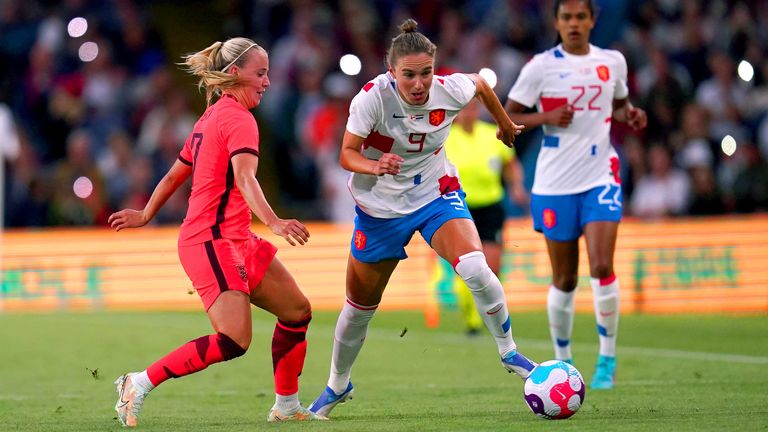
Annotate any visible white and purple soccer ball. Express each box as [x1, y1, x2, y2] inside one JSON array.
[[523, 360, 585, 419]]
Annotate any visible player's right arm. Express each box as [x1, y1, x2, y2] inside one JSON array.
[[505, 99, 573, 129], [339, 130, 403, 176], [341, 80, 403, 176], [504, 53, 573, 129], [108, 159, 192, 231]]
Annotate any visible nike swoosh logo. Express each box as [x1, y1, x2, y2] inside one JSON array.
[[599, 311, 616, 317], [558, 73, 571, 78], [486, 304, 503, 315], [392, 113, 407, 118]]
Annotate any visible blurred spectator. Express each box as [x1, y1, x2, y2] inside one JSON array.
[[630, 144, 690, 218], [48, 129, 107, 225], [687, 166, 725, 216], [637, 44, 692, 142], [731, 143, 768, 213]]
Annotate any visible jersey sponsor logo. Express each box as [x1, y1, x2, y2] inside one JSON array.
[[543, 208, 557, 229], [354, 229, 367, 250], [429, 109, 446, 126], [596, 65, 610, 82]]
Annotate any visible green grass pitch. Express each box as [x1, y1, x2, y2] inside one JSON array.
[[0, 310, 766, 431]]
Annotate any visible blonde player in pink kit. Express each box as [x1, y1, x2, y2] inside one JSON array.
[[108, 37, 325, 426], [308, 19, 537, 418], [505, 0, 647, 390]]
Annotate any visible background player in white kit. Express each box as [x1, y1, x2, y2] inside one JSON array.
[[309, 19, 536, 418], [504, 0, 646, 390]]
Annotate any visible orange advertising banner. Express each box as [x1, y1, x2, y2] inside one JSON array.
[[2, 216, 767, 314]]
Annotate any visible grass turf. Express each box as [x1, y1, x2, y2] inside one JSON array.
[[0, 310, 766, 431]]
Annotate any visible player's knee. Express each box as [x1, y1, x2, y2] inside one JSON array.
[[553, 274, 578, 291], [217, 332, 248, 360], [590, 263, 613, 280], [454, 251, 494, 291]]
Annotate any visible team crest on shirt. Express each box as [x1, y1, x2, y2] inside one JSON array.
[[354, 230, 367, 250], [596, 65, 610, 82], [236, 264, 248, 282], [543, 208, 557, 229], [429, 109, 446, 126]]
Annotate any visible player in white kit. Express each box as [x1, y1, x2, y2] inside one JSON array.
[[505, 0, 646, 390], [309, 19, 536, 418]]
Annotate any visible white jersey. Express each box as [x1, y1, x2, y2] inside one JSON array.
[[346, 72, 476, 218], [507, 44, 629, 195]]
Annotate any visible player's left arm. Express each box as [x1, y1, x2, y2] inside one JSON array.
[[465, 73, 524, 148], [612, 98, 647, 131]]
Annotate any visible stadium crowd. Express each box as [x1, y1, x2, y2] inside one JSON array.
[[2, 0, 768, 227]]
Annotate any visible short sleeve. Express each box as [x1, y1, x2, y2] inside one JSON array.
[[443, 73, 477, 108], [346, 84, 381, 138], [178, 133, 194, 165], [613, 52, 629, 100], [506, 56, 543, 108], [221, 110, 260, 158]]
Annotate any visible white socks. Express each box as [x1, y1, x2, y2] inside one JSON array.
[[547, 286, 576, 361], [454, 251, 517, 357], [274, 393, 299, 413], [591, 275, 620, 357], [327, 298, 377, 394], [130, 370, 155, 394]]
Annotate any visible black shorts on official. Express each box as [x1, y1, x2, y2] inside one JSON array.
[[469, 201, 505, 244]]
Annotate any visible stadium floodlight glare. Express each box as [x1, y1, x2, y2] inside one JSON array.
[[73, 176, 94, 199], [478, 67, 497, 89], [78, 42, 99, 62], [737, 60, 754, 82], [721, 134, 737, 156], [340, 54, 362, 76], [67, 17, 88, 38]]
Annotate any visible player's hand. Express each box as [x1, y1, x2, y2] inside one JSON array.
[[547, 104, 574, 128], [269, 218, 310, 246], [510, 183, 529, 206], [626, 107, 647, 130], [496, 121, 525, 148], [373, 153, 404, 176], [108, 209, 149, 231]]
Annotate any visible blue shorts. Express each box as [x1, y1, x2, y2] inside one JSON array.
[[531, 184, 622, 242], [351, 190, 473, 263]]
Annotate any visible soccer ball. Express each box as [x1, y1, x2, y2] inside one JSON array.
[[523, 360, 585, 419]]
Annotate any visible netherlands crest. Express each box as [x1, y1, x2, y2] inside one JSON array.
[[354, 230, 367, 250], [543, 208, 557, 229], [596, 65, 610, 82], [429, 109, 446, 126]]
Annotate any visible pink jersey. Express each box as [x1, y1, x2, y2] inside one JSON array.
[[507, 44, 629, 195], [178, 95, 259, 245]]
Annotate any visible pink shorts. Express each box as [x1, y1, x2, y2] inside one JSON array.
[[178, 235, 278, 310]]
